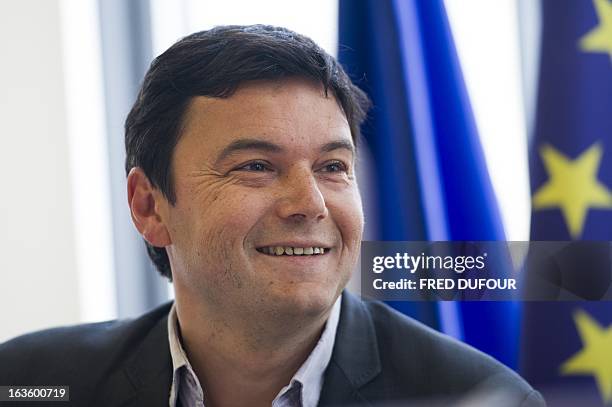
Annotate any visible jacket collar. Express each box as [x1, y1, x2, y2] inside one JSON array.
[[125, 312, 174, 406], [318, 291, 382, 406], [97, 302, 173, 407]]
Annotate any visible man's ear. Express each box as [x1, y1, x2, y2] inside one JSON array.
[[127, 167, 172, 247]]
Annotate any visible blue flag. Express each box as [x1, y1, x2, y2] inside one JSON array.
[[338, 0, 519, 368], [522, 0, 612, 404]]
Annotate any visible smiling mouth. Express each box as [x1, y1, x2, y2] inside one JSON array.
[[256, 246, 329, 256]]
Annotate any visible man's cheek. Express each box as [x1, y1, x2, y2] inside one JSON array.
[[213, 191, 269, 228], [350, 192, 365, 234], [335, 195, 364, 238], [197, 215, 251, 261]]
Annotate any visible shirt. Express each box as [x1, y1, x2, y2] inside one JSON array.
[[167, 298, 341, 407]]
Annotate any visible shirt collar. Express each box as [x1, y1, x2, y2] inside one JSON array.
[[168, 304, 202, 407], [167, 296, 342, 407], [275, 296, 341, 407]]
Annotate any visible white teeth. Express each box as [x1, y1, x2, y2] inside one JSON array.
[[260, 246, 327, 256]]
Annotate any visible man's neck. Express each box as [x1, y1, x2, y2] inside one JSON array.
[[175, 298, 331, 407]]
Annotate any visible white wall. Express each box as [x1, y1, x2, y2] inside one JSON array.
[[0, 0, 80, 342]]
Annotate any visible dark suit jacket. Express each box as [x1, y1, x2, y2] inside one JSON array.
[[0, 292, 544, 406]]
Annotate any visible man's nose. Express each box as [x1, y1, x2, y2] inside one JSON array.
[[275, 168, 328, 221]]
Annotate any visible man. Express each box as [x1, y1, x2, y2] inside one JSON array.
[[0, 25, 544, 406]]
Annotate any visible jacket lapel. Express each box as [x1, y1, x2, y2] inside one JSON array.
[[318, 292, 382, 406], [96, 303, 173, 407]]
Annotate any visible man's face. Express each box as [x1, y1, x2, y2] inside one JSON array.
[[162, 79, 363, 321]]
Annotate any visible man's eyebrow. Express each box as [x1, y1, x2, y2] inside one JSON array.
[[214, 138, 355, 165], [321, 140, 355, 156], [215, 139, 284, 164]]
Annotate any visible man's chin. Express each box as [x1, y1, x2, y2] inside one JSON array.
[[268, 285, 341, 320]]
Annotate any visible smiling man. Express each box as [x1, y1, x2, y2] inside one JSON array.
[[0, 25, 544, 406], [130, 78, 364, 406]]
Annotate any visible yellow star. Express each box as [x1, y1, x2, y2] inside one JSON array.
[[579, 0, 612, 60], [532, 143, 612, 238], [560, 310, 612, 403]]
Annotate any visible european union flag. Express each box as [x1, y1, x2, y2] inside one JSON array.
[[522, 0, 612, 404], [338, 0, 519, 368]]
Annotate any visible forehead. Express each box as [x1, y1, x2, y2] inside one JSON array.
[[177, 78, 353, 157]]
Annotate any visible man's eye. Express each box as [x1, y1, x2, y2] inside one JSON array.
[[236, 161, 272, 172], [321, 161, 348, 173]]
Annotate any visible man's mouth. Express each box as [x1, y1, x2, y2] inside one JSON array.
[[256, 246, 329, 256]]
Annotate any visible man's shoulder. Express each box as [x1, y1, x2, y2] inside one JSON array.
[[363, 300, 512, 376], [333, 293, 544, 406], [0, 302, 172, 386]]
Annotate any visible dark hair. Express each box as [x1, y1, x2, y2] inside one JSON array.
[[125, 25, 371, 280]]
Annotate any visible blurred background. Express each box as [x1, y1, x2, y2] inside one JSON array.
[[1, 0, 610, 405]]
